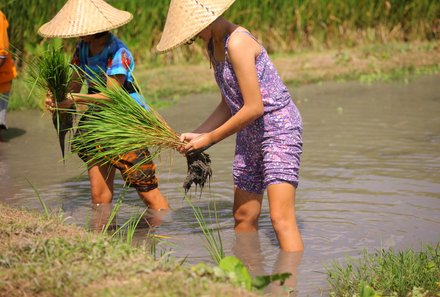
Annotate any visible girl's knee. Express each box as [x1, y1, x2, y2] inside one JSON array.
[[91, 187, 113, 204], [270, 212, 294, 232], [233, 207, 260, 226]]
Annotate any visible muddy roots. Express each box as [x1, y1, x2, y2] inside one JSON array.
[[183, 152, 212, 194]]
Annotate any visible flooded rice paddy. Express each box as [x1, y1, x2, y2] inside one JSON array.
[[1, 75, 439, 296]]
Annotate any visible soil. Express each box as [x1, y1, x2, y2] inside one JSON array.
[[183, 152, 212, 193]]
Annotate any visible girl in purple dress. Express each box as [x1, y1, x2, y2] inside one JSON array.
[[157, 0, 304, 251]]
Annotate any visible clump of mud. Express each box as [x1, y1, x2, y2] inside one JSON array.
[[183, 152, 212, 194]]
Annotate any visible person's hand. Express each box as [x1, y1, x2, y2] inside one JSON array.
[[178, 132, 200, 154], [45, 92, 74, 112], [179, 133, 214, 155]]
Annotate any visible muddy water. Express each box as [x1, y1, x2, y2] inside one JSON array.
[[1, 75, 439, 296]]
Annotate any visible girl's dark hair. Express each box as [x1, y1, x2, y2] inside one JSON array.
[[207, 37, 215, 69], [93, 31, 110, 39]]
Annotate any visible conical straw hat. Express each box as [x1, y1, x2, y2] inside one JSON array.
[[156, 0, 236, 53], [38, 0, 133, 38]]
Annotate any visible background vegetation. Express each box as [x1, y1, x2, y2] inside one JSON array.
[[2, 0, 439, 65]]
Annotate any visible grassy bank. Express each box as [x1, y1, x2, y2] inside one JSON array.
[[0, 203, 259, 297], [9, 40, 440, 111], [326, 245, 440, 297]]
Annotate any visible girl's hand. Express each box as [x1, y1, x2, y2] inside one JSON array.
[[178, 132, 200, 154], [45, 93, 74, 112], [179, 132, 201, 143], [178, 133, 213, 154]]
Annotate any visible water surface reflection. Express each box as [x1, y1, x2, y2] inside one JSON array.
[[1, 75, 439, 296]]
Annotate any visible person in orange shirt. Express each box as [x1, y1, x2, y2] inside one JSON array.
[[0, 9, 17, 133]]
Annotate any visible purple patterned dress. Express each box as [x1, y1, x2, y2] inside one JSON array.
[[213, 31, 303, 194]]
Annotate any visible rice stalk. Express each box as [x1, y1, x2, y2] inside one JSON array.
[[185, 196, 224, 264], [70, 71, 212, 192], [27, 45, 75, 159], [70, 72, 181, 168]]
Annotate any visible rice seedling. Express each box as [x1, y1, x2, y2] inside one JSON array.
[[26, 177, 50, 217], [185, 196, 224, 264], [27, 45, 75, 159], [69, 71, 212, 192]]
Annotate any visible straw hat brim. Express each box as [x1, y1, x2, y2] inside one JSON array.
[[38, 0, 133, 38], [156, 0, 236, 53]]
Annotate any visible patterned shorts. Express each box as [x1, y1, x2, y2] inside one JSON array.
[[77, 146, 158, 192], [110, 149, 159, 192], [74, 111, 158, 193], [233, 103, 303, 194]]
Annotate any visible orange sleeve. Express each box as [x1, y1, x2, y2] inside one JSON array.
[[0, 11, 9, 56]]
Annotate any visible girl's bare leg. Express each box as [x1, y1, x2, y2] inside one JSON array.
[[138, 188, 169, 210], [233, 187, 263, 232], [267, 183, 304, 251], [88, 163, 116, 204]]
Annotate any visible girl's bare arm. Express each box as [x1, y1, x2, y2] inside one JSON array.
[[183, 33, 263, 152]]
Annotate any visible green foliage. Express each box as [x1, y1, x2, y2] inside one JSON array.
[[327, 244, 440, 297], [219, 256, 253, 289], [192, 256, 291, 291], [26, 45, 73, 102], [3, 0, 439, 65]]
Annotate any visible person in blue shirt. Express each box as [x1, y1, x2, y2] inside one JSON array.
[[40, 0, 169, 218]]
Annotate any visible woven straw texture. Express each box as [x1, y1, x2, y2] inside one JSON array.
[[38, 0, 132, 38], [156, 0, 236, 52]]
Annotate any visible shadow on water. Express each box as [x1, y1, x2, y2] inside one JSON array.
[[1, 75, 440, 296], [0, 127, 26, 142]]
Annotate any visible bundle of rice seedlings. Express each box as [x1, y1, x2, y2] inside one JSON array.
[[70, 73, 212, 193], [27, 46, 75, 159]]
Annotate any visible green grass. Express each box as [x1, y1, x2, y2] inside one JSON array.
[[0, 203, 259, 297], [326, 245, 440, 297]]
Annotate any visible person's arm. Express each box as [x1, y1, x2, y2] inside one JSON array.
[[181, 33, 264, 153], [195, 95, 232, 133], [179, 95, 231, 149], [46, 74, 125, 110]]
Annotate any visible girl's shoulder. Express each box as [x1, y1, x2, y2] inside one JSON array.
[[226, 28, 262, 59]]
